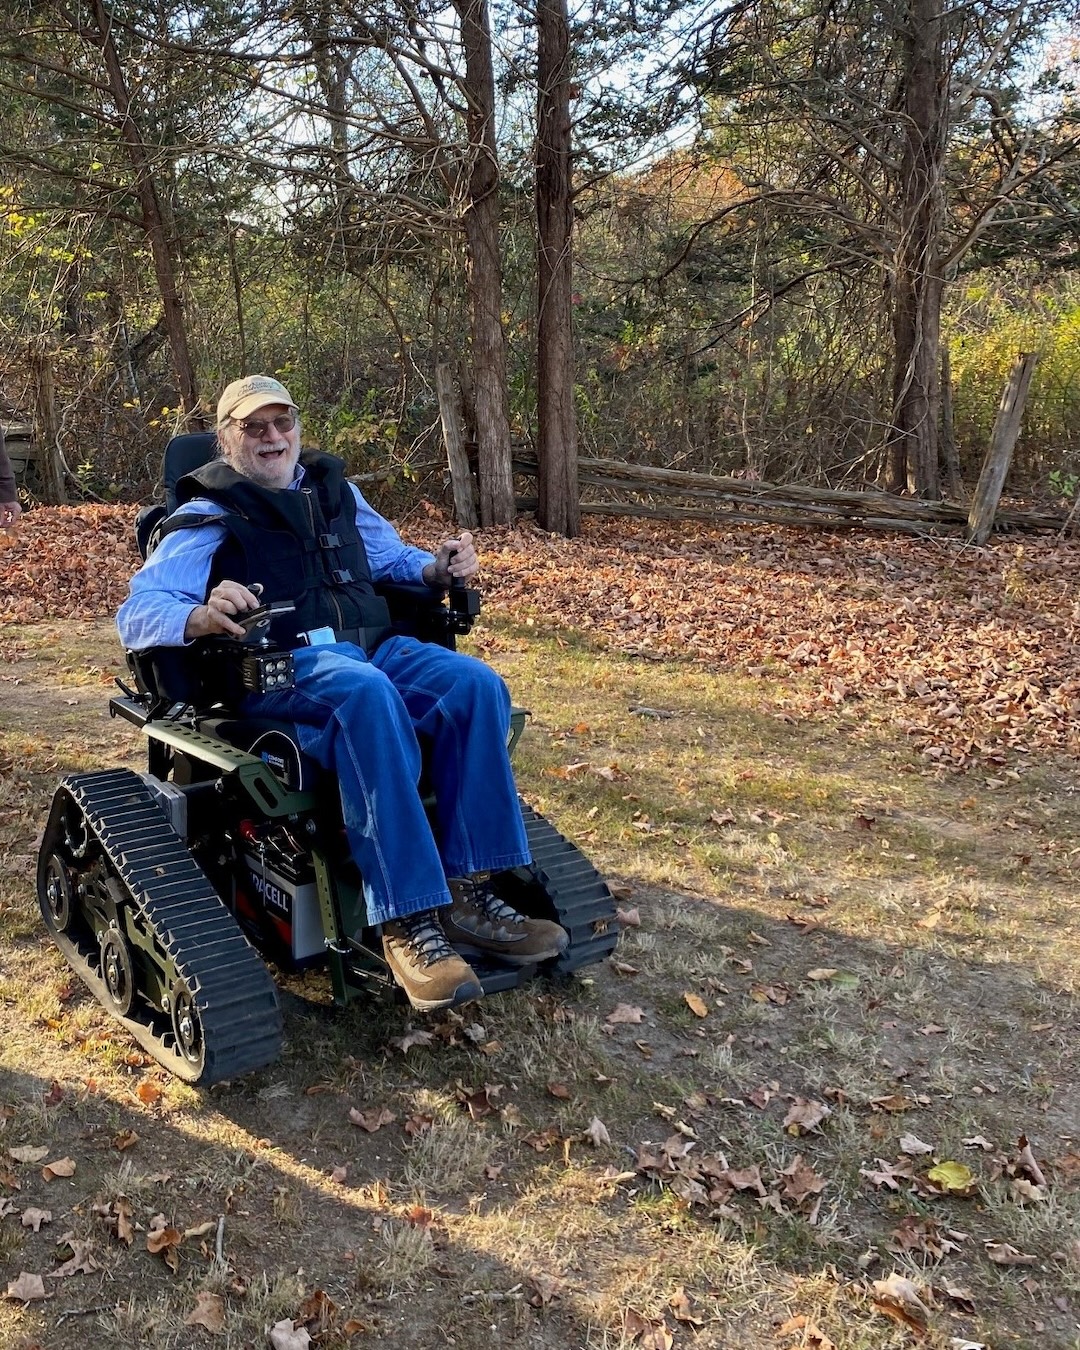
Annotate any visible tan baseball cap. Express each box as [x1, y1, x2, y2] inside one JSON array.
[[216, 375, 298, 426]]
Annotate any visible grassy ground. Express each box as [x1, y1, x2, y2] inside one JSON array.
[[1, 614, 1078, 1350]]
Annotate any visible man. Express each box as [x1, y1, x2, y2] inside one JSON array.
[[0, 423, 22, 534], [118, 374, 566, 1011]]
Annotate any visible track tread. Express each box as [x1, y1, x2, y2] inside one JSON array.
[[512, 802, 619, 974], [39, 769, 282, 1084]]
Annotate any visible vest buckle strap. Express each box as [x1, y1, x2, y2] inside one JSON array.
[[331, 568, 354, 584], [318, 532, 341, 548]]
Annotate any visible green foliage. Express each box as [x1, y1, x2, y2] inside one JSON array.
[[1049, 468, 1079, 500], [947, 268, 1080, 482]]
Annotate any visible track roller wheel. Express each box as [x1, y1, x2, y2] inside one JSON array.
[[99, 926, 136, 1016], [169, 980, 206, 1075], [42, 853, 77, 935], [61, 802, 90, 860]]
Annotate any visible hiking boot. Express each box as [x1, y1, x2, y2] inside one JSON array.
[[444, 877, 569, 966], [382, 909, 483, 1012]]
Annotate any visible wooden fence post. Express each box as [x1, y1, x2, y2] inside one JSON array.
[[435, 362, 478, 529], [967, 351, 1039, 545]]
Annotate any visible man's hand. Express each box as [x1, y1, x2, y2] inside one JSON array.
[[184, 580, 262, 640], [423, 531, 478, 588]]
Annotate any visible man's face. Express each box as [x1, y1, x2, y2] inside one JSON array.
[[220, 402, 301, 490]]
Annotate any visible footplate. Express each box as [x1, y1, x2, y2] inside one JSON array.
[[497, 802, 619, 975], [38, 769, 283, 1084]]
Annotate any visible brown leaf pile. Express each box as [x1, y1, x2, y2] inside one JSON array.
[[5, 507, 1078, 766], [0, 506, 139, 623], [476, 518, 1080, 766]]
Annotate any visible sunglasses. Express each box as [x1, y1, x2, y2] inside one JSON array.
[[236, 412, 297, 439]]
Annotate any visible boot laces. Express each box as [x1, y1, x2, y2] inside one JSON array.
[[457, 877, 522, 926], [395, 911, 455, 966]]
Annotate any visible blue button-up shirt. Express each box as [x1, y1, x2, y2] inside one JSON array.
[[117, 470, 436, 651]]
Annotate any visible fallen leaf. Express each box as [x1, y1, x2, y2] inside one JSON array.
[[776, 1315, 837, 1349], [584, 1117, 611, 1148], [1011, 1178, 1048, 1203], [780, 1155, 827, 1205], [782, 1097, 831, 1136], [925, 1160, 977, 1195], [146, 1225, 183, 1272], [937, 1280, 977, 1312], [683, 992, 709, 1018], [20, 1208, 51, 1232], [869, 1094, 914, 1114], [4, 1272, 48, 1302], [985, 1240, 1037, 1265], [7, 1146, 48, 1164], [136, 1079, 163, 1105], [269, 1319, 312, 1350], [668, 1287, 703, 1327], [623, 1308, 673, 1349], [298, 1288, 337, 1333], [49, 1236, 99, 1277], [606, 1003, 645, 1025], [348, 1106, 396, 1132], [390, 1028, 434, 1054], [41, 1157, 76, 1181], [899, 1133, 934, 1155], [888, 1214, 961, 1259], [859, 1158, 914, 1190], [527, 1272, 561, 1306], [615, 907, 641, 927], [184, 1290, 225, 1333], [548, 1082, 571, 1100], [749, 982, 790, 1005], [1016, 1134, 1048, 1187], [871, 1272, 931, 1331]]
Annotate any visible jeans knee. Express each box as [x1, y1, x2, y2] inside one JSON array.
[[447, 658, 511, 721]]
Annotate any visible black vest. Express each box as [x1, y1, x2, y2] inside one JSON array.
[[163, 451, 390, 649]]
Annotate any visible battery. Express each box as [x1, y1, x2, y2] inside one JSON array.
[[239, 849, 324, 962]]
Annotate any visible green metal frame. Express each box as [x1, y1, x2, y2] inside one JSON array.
[[140, 701, 533, 1009]]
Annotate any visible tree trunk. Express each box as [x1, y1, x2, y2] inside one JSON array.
[[883, 0, 946, 499], [90, 0, 200, 420], [535, 0, 580, 537], [452, 0, 515, 526]]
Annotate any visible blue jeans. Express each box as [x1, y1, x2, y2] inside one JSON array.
[[243, 637, 530, 926]]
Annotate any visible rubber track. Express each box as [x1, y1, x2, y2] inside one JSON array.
[[516, 802, 619, 974], [42, 769, 283, 1085]]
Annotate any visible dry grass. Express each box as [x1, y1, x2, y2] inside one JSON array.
[[2, 616, 1079, 1348]]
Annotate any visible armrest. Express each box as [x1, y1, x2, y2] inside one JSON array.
[[374, 580, 481, 647]]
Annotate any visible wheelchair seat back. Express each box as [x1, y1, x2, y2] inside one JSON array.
[[135, 431, 220, 561], [164, 431, 219, 514]]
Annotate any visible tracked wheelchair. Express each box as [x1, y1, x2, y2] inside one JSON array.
[[36, 432, 617, 1084]]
